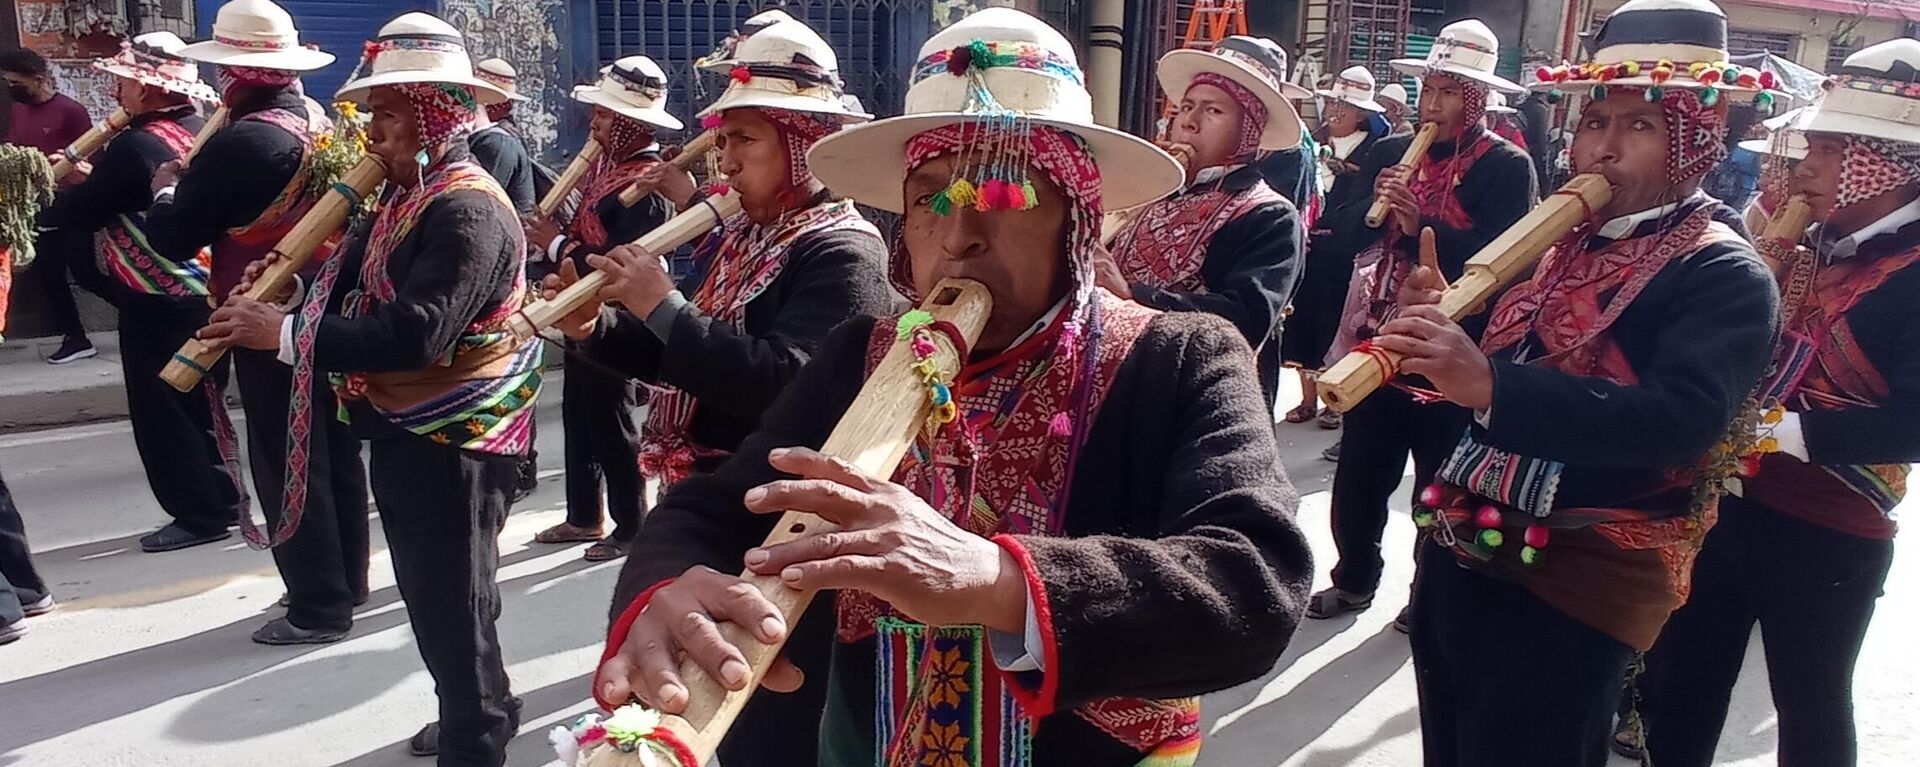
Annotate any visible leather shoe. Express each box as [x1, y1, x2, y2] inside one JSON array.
[[409, 695, 523, 757], [140, 524, 232, 553], [251, 617, 349, 646]]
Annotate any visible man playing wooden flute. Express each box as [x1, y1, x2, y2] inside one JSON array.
[[1374, 1, 1779, 761], [201, 13, 540, 765], [587, 9, 1312, 765], [1097, 35, 1305, 410], [523, 55, 685, 562], [1307, 19, 1537, 630], [467, 57, 536, 215], [1640, 37, 1920, 767], [542, 12, 896, 762], [33, 33, 242, 566]]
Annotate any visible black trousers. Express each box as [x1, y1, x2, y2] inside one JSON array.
[[371, 437, 519, 767], [1328, 385, 1469, 594], [29, 228, 97, 341], [1410, 540, 1635, 767], [119, 294, 242, 535], [0, 468, 48, 626], [562, 365, 645, 540], [1640, 497, 1894, 767], [233, 349, 370, 633]]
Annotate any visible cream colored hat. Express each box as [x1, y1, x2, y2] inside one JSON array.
[[809, 7, 1181, 213], [573, 56, 684, 130], [1486, 91, 1517, 114], [336, 13, 510, 105], [1534, 0, 1775, 105], [1390, 19, 1523, 94], [95, 32, 220, 103], [1378, 83, 1411, 112], [695, 10, 867, 120], [1316, 65, 1385, 113], [1158, 36, 1306, 150], [475, 57, 529, 103], [1798, 38, 1920, 146], [177, 0, 334, 71]]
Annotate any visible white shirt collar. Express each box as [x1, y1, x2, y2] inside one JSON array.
[[1823, 194, 1920, 260], [1189, 163, 1248, 189], [1327, 131, 1366, 159], [1593, 200, 1685, 240], [1005, 296, 1070, 349]]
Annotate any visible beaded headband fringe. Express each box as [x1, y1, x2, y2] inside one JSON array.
[[1541, 58, 1781, 112]]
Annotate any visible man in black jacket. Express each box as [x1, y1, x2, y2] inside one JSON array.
[[37, 33, 242, 556], [583, 10, 1311, 765], [1100, 35, 1305, 411], [542, 10, 896, 765], [203, 14, 542, 765], [147, 0, 370, 652], [1307, 20, 1538, 630], [523, 55, 683, 561], [467, 57, 535, 214]]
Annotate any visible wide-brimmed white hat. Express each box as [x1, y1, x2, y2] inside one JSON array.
[[694, 10, 867, 120], [1740, 106, 1811, 157], [336, 13, 510, 106], [1391, 19, 1524, 94], [1534, 0, 1775, 105], [1316, 65, 1385, 113], [1378, 82, 1411, 113], [573, 56, 684, 130], [1486, 91, 1517, 114], [95, 32, 220, 104], [177, 0, 334, 72], [809, 7, 1181, 213], [475, 57, 529, 103], [1158, 36, 1306, 150], [1797, 38, 1920, 146]]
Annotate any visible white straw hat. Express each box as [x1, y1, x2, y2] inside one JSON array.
[[573, 56, 684, 130], [1390, 19, 1524, 94], [176, 0, 334, 72], [808, 7, 1181, 214], [1534, 0, 1776, 105], [475, 57, 529, 103], [335, 13, 510, 106], [1486, 91, 1517, 114], [1378, 82, 1411, 112], [95, 32, 220, 104], [1158, 36, 1306, 150], [1797, 38, 1920, 146], [695, 10, 868, 120], [1316, 65, 1386, 113]]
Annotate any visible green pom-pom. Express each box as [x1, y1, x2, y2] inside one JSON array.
[[968, 40, 993, 68], [1020, 179, 1039, 210], [1590, 84, 1608, 101], [896, 309, 935, 340], [1520, 545, 1543, 566], [1546, 91, 1563, 104], [1413, 509, 1436, 528], [1644, 85, 1664, 102], [1754, 91, 1776, 114], [930, 190, 953, 216], [1700, 87, 1720, 107], [1478, 528, 1505, 549]]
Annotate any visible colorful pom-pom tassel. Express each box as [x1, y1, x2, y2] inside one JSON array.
[[1520, 545, 1543, 566], [935, 401, 958, 423], [1644, 85, 1663, 102], [1475, 505, 1503, 529], [945, 176, 977, 207], [930, 381, 952, 407], [1523, 525, 1550, 548], [1737, 71, 1758, 88], [1649, 66, 1673, 84], [1620, 60, 1642, 77], [1700, 86, 1720, 107], [1698, 68, 1721, 85], [982, 178, 1010, 210], [1049, 411, 1072, 437], [1754, 91, 1775, 113], [946, 44, 973, 75], [700, 113, 724, 130], [1688, 61, 1709, 77], [1478, 528, 1505, 549], [1759, 70, 1777, 89], [1590, 84, 1608, 101], [1419, 483, 1444, 508], [1413, 509, 1436, 527], [1005, 182, 1027, 210], [1535, 66, 1555, 84], [930, 190, 953, 216], [730, 66, 753, 84], [1019, 179, 1039, 210], [897, 309, 934, 338]]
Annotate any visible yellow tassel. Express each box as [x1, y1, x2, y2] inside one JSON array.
[[946, 177, 977, 207]]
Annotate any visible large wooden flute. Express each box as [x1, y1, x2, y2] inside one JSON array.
[[159, 156, 390, 392], [537, 139, 604, 218], [48, 108, 131, 179], [616, 130, 716, 207], [507, 188, 743, 340], [645, 278, 993, 761], [1319, 172, 1614, 411], [1757, 195, 1812, 275], [1364, 123, 1440, 228]]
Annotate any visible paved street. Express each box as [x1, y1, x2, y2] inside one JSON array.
[[1, 379, 1914, 766]]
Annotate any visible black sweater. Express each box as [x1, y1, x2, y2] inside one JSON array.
[[468, 124, 536, 215], [1477, 209, 1780, 510], [1367, 129, 1538, 284], [1800, 220, 1920, 465], [564, 149, 674, 260], [145, 88, 309, 265], [578, 220, 899, 459], [610, 310, 1312, 763], [38, 106, 204, 237]]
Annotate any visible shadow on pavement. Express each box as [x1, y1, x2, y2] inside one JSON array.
[[1201, 624, 1411, 765], [331, 671, 600, 767], [1202, 610, 1362, 719]]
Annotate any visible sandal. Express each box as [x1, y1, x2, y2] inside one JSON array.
[[1283, 403, 1320, 424], [583, 538, 630, 562], [1610, 717, 1646, 760], [1305, 587, 1374, 619], [1317, 409, 1342, 430], [533, 523, 604, 544]]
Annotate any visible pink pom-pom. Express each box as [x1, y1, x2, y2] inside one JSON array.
[[1005, 183, 1028, 209], [730, 66, 753, 84], [1759, 70, 1777, 89], [1418, 483, 1445, 508], [911, 336, 937, 357], [1523, 525, 1550, 548], [1049, 412, 1072, 437], [1475, 505, 1503, 529], [706, 183, 731, 197], [700, 113, 724, 130], [981, 178, 1009, 209]]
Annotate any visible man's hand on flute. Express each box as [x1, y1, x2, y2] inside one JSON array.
[[1371, 254, 1493, 410], [742, 447, 1028, 631], [200, 297, 286, 352], [596, 567, 806, 714], [524, 214, 563, 259], [151, 159, 183, 197], [1373, 166, 1422, 237], [589, 244, 676, 317], [538, 260, 602, 341]]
